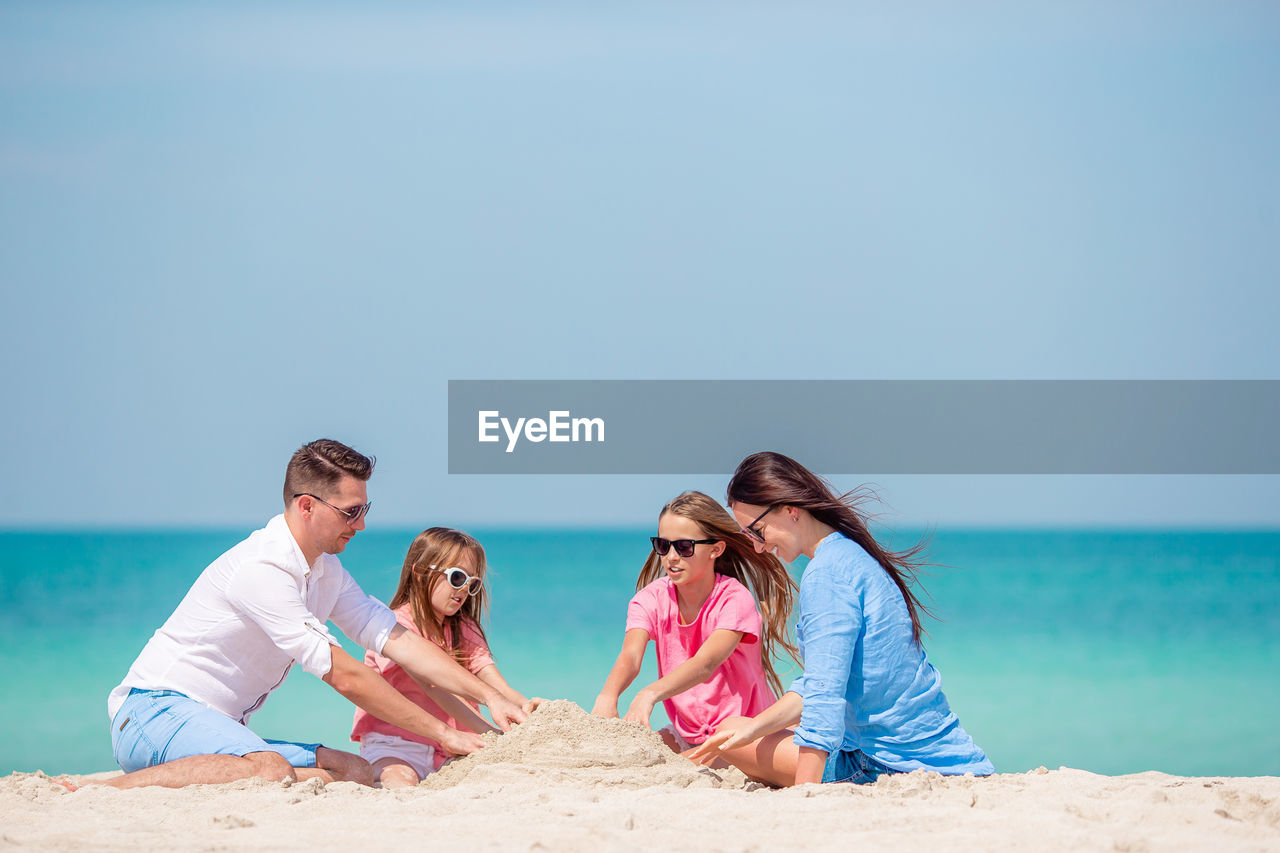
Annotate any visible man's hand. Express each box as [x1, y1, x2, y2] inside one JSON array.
[[486, 694, 527, 731], [522, 697, 545, 715], [438, 727, 487, 757]]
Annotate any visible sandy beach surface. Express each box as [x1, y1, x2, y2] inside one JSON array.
[[3, 701, 1277, 851]]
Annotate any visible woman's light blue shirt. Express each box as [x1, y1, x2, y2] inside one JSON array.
[[790, 532, 993, 775]]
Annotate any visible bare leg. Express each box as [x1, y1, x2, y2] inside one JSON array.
[[309, 747, 375, 787], [97, 750, 296, 790], [657, 729, 682, 754], [370, 757, 421, 789], [711, 716, 800, 788]]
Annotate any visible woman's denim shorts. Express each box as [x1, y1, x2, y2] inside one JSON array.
[[822, 748, 898, 784]]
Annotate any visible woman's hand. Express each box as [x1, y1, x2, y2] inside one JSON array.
[[623, 690, 657, 727], [591, 694, 619, 718], [522, 697, 545, 714], [439, 726, 487, 757], [687, 720, 760, 765]]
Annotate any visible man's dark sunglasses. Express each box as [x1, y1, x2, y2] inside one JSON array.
[[293, 492, 372, 525], [651, 536, 718, 558]]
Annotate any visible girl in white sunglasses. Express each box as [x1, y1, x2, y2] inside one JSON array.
[[351, 527, 541, 787]]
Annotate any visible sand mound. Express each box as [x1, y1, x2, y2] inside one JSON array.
[[421, 700, 754, 790]]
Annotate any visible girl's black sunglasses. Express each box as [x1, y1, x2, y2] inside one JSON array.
[[650, 536, 718, 558]]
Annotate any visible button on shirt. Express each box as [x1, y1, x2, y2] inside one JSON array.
[[790, 532, 993, 775], [107, 514, 398, 725]]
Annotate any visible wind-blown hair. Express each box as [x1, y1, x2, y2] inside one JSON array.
[[726, 451, 932, 645], [389, 527, 489, 661], [638, 491, 800, 696]]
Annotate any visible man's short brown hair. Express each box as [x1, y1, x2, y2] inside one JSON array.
[[283, 439, 375, 505]]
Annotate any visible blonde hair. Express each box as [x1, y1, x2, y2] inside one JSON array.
[[389, 527, 489, 662], [637, 491, 800, 696]]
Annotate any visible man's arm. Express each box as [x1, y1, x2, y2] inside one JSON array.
[[321, 644, 485, 757], [379, 625, 527, 731]]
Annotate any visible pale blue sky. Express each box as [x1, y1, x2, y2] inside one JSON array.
[[2, 2, 1277, 528]]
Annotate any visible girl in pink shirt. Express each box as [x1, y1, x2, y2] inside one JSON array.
[[592, 491, 799, 754], [351, 528, 541, 788]]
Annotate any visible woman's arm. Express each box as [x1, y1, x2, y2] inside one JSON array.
[[687, 690, 803, 762], [622, 629, 744, 727], [591, 629, 649, 717]]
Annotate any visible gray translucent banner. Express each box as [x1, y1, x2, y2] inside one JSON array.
[[447, 380, 1279, 474]]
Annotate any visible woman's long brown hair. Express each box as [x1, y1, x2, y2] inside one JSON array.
[[726, 452, 932, 645], [637, 491, 801, 696], [389, 527, 489, 662]]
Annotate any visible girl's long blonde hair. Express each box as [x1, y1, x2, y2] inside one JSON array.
[[389, 527, 489, 661], [637, 491, 800, 696]]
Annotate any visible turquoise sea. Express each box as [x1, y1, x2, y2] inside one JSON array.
[[1, 527, 1277, 778]]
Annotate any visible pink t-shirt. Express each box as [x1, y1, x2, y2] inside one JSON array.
[[626, 573, 777, 745], [350, 603, 495, 770]]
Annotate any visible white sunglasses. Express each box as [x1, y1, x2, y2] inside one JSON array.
[[429, 564, 483, 595]]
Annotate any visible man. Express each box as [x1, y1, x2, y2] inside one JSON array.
[[96, 439, 526, 789]]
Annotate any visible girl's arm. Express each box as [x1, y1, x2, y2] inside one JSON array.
[[381, 625, 526, 730], [322, 645, 488, 756], [415, 682, 500, 735], [475, 664, 544, 714], [591, 628, 649, 717], [622, 628, 744, 727]]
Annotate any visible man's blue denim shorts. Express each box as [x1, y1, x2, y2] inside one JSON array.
[[822, 748, 898, 784], [111, 688, 321, 774]]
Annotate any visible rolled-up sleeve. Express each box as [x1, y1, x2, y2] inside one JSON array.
[[225, 560, 339, 678], [792, 566, 862, 754], [327, 569, 398, 656]]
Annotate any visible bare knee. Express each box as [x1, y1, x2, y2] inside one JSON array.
[[375, 762, 421, 789], [658, 729, 682, 753], [244, 750, 296, 783], [316, 747, 375, 787]]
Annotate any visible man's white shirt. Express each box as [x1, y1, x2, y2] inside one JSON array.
[[108, 514, 397, 723]]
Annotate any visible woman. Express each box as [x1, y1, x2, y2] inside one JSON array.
[[690, 452, 992, 786]]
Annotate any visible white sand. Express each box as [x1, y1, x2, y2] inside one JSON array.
[[3, 701, 1278, 851]]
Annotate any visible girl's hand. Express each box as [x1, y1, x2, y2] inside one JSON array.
[[439, 727, 487, 757], [623, 691, 656, 727], [687, 723, 756, 765], [591, 695, 619, 718], [522, 697, 545, 714]]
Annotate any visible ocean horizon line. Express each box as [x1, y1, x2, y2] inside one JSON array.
[[3, 522, 1278, 535]]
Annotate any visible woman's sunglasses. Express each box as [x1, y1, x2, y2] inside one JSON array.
[[429, 565, 483, 595], [650, 537, 718, 558], [740, 504, 779, 545]]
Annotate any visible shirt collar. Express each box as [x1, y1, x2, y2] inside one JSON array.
[[267, 513, 327, 580]]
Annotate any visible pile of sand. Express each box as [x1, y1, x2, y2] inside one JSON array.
[[423, 699, 753, 790]]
